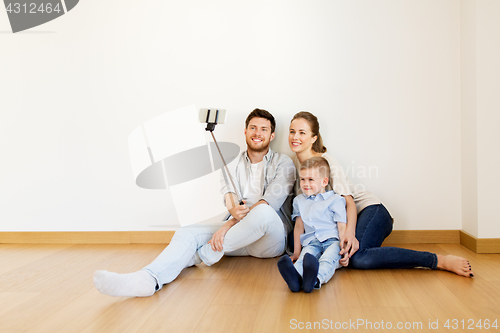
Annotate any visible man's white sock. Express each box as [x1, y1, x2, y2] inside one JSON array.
[[93, 270, 157, 297]]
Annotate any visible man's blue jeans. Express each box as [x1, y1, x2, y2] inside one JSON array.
[[143, 204, 286, 290], [294, 238, 341, 287], [350, 204, 438, 270]]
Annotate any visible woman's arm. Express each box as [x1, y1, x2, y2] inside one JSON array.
[[322, 154, 359, 259], [338, 221, 347, 242], [340, 195, 359, 259]]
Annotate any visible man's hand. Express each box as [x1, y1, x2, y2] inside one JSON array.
[[290, 253, 300, 262], [339, 228, 359, 259], [228, 200, 249, 221], [208, 224, 231, 252]]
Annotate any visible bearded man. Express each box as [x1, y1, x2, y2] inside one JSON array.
[[94, 108, 296, 297]]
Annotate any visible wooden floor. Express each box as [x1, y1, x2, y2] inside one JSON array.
[[0, 243, 498, 333]]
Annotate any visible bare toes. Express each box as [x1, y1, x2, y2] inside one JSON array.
[[437, 255, 474, 278]]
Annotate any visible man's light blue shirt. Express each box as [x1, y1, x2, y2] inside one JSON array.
[[292, 190, 347, 246]]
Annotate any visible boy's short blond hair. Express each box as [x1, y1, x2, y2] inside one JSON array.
[[300, 156, 330, 179]]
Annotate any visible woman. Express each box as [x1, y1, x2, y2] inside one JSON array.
[[288, 111, 473, 277]]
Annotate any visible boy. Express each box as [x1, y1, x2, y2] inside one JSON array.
[[277, 156, 347, 293]]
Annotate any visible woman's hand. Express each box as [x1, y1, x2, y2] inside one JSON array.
[[339, 228, 359, 259]]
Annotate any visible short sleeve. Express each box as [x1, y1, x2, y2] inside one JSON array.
[[330, 195, 347, 223], [291, 196, 301, 221]]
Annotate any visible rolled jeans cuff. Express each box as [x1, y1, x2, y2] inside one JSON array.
[[430, 253, 438, 270]]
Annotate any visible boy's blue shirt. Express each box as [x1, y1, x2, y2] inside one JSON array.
[[292, 190, 347, 246]]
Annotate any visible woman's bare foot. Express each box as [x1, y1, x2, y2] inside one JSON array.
[[436, 255, 474, 277]]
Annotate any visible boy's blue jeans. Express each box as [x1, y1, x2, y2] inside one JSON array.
[[294, 238, 342, 287]]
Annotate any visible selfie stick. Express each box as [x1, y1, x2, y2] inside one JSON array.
[[201, 108, 244, 206]]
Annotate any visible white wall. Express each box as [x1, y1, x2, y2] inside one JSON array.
[[0, 0, 463, 232], [475, 0, 500, 238], [460, 0, 500, 239], [460, 0, 479, 237]]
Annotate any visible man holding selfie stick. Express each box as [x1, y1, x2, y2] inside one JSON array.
[[93, 108, 295, 297]]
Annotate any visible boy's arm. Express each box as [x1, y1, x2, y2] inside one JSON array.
[[291, 216, 304, 262]]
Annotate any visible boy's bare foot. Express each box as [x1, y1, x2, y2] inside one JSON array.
[[436, 255, 474, 277]]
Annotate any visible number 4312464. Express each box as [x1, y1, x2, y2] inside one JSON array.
[[444, 319, 498, 330], [6, 3, 62, 14]]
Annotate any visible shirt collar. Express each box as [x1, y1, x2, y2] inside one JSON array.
[[243, 148, 274, 163], [305, 190, 335, 201]]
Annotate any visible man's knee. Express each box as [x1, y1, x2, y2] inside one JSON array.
[[172, 225, 209, 244], [245, 203, 276, 222], [240, 204, 279, 233]]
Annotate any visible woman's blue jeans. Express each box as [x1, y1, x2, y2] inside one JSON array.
[[349, 204, 438, 270]]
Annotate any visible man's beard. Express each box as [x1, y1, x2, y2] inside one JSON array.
[[246, 137, 270, 153]]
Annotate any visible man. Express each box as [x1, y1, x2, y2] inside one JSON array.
[[93, 108, 296, 297]]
